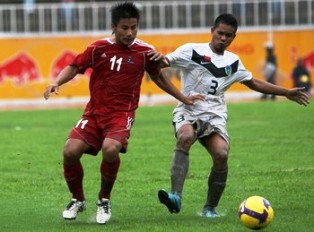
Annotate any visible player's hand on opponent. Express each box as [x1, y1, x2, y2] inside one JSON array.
[[147, 50, 170, 68], [286, 87, 310, 106], [44, 83, 59, 100]]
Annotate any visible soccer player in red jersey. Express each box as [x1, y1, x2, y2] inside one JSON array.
[[43, 2, 203, 224]]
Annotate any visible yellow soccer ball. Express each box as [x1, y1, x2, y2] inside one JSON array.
[[238, 196, 274, 230]]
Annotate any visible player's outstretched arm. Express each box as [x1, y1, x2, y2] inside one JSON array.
[[244, 78, 310, 106], [285, 87, 310, 106], [44, 65, 79, 100], [150, 72, 205, 105]]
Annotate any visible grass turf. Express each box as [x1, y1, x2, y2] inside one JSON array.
[[0, 100, 313, 231]]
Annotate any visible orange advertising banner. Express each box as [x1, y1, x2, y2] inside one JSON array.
[[0, 30, 313, 100]]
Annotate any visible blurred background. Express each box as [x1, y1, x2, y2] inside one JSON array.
[[0, 0, 313, 109]]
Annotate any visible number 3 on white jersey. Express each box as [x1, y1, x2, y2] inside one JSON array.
[[110, 56, 123, 71], [208, 80, 218, 95]]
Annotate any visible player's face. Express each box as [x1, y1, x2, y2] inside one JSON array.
[[112, 18, 138, 46], [210, 23, 236, 55]]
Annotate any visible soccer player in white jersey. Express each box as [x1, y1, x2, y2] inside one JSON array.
[[149, 13, 309, 217]]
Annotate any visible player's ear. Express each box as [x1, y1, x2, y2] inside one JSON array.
[[111, 23, 116, 34]]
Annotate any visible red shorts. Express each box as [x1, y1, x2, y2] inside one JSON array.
[[68, 112, 135, 155]]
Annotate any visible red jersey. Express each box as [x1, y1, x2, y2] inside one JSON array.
[[71, 38, 160, 115]]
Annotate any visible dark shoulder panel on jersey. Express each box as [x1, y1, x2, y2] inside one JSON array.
[[191, 49, 239, 78]]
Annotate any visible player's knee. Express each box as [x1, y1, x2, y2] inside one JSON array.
[[102, 144, 120, 162], [176, 133, 194, 149], [63, 146, 81, 164], [213, 150, 228, 168]]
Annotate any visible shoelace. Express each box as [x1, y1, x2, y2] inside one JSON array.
[[67, 200, 84, 211], [66, 200, 76, 210], [98, 201, 110, 214]]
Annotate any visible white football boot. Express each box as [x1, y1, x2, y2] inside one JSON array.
[[62, 198, 86, 220], [96, 198, 112, 224]]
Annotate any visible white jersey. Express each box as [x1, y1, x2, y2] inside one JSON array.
[[167, 43, 252, 119]]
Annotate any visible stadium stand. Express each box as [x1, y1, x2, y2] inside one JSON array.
[[0, 0, 313, 35]]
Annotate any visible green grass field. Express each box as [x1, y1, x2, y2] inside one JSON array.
[[0, 100, 313, 232]]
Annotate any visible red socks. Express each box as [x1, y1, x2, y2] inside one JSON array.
[[63, 156, 121, 201], [98, 156, 121, 200], [63, 161, 85, 201]]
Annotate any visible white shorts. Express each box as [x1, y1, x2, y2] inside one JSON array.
[[173, 110, 230, 144]]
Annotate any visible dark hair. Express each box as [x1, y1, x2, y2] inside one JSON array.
[[111, 2, 140, 25], [213, 13, 238, 32]]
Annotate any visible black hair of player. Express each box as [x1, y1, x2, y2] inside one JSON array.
[[213, 13, 238, 33], [111, 2, 140, 26]]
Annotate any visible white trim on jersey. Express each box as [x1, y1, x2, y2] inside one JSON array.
[[133, 39, 155, 49]]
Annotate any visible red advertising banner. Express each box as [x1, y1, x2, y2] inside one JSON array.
[[0, 30, 313, 100]]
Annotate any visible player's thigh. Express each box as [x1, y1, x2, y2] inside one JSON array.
[[176, 123, 196, 141], [173, 111, 195, 139], [200, 133, 229, 159], [102, 113, 134, 154], [68, 115, 102, 156]]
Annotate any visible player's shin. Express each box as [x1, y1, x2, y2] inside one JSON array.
[[205, 167, 228, 208], [98, 156, 121, 199], [170, 149, 189, 197], [63, 161, 85, 201]]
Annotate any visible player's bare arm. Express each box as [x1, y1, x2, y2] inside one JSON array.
[[285, 88, 310, 106], [244, 78, 310, 106], [44, 65, 79, 100], [147, 50, 170, 68], [150, 72, 205, 105]]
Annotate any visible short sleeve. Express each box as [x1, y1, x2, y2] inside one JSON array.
[[166, 44, 193, 68], [238, 59, 253, 82], [70, 45, 94, 74]]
